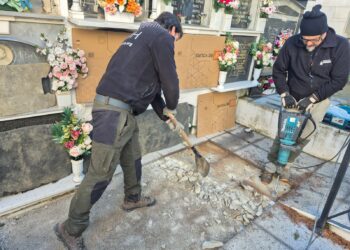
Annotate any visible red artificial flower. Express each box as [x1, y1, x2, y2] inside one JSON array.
[[64, 140, 74, 149], [71, 130, 81, 140]]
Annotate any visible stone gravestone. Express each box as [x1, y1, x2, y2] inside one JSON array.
[[231, 0, 252, 29], [226, 36, 255, 82], [262, 2, 303, 43], [172, 0, 205, 25]]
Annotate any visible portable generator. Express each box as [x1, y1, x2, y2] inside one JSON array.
[[277, 108, 315, 166]]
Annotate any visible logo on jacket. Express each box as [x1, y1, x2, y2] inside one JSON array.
[[320, 59, 332, 65]]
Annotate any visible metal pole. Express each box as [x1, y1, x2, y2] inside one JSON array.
[[315, 142, 350, 234]]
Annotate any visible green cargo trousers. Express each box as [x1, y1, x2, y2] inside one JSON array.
[[64, 101, 142, 236], [267, 99, 330, 168]]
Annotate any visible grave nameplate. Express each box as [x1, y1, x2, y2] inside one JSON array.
[[172, 0, 205, 25], [226, 36, 255, 82], [231, 0, 252, 29], [263, 18, 297, 43]]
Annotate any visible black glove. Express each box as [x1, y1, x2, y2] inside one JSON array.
[[297, 94, 318, 112], [281, 92, 297, 109]]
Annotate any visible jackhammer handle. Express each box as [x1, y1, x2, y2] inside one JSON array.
[[166, 112, 193, 148]]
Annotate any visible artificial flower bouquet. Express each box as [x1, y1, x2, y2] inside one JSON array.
[[52, 108, 93, 161], [249, 38, 274, 69], [273, 29, 293, 56], [98, 0, 142, 17], [218, 35, 240, 72], [36, 29, 88, 93], [260, 0, 276, 18], [213, 0, 240, 14], [258, 76, 275, 90]]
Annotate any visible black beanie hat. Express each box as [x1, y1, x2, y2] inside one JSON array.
[[300, 4, 328, 36]]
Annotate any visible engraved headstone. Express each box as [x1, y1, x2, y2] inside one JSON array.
[[263, 18, 297, 43], [226, 36, 255, 82], [172, 0, 205, 25], [231, 0, 252, 29]]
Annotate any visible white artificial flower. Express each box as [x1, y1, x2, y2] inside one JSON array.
[[58, 81, 65, 87], [51, 80, 59, 91], [84, 136, 92, 145], [48, 54, 55, 62]]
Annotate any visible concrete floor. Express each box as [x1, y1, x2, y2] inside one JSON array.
[[0, 125, 348, 250]]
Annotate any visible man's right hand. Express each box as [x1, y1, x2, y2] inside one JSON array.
[[281, 92, 297, 109]]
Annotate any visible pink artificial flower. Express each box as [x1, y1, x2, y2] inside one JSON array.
[[69, 146, 82, 158], [61, 63, 68, 70], [66, 56, 74, 64], [69, 64, 76, 71], [54, 72, 62, 79], [48, 72, 53, 78], [81, 66, 89, 74], [80, 57, 87, 63], [77, 50, 85, 57], [71, 130, 81, 140], [82, 123, 93, 134], [53, 66, 60, 73], [64, 140, 74, 149]]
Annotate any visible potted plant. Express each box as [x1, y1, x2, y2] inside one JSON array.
[[52, 108, 93, 183], [217, 34, 239, 89], [97, 0, 142, 23], [36, 29, 88, 107], [249, 38, 273, 81]]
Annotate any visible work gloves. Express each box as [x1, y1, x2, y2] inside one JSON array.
[[281, 92, 297, 109], [297, 94, 318, 112], [163, 107, 184, 133]]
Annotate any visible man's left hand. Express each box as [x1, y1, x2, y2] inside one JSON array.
[[297, 94, 318, 112]]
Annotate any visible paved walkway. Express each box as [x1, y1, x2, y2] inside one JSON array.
[[0, 125, 348, 250]]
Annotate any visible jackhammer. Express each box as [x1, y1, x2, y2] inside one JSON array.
[[277, 107, 316, 166]]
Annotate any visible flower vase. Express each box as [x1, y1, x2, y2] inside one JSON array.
[[55, 91, 72, 107], [105, 11, 135, 23], [257, 17, 267, 32], [222, 13, 233, 30], [218, 71, 227, 89], [209, 8, 224, 30], [253, 68, 262, 81], [71, 159, 84, 183]]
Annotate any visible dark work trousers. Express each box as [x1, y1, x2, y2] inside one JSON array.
[[267, 99, 330, 167], [64, 101, 142, 236]]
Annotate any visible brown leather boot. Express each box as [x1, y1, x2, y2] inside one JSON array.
[[54, 223, 86, 250], [121, 195, 156, 212]]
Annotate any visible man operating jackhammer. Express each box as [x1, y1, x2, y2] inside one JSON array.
[[54, 12, 184, 249], [260, 4, 350, 184]]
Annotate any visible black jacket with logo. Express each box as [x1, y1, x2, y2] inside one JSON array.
[[273, 28, 350, 101], [96, 22, 179, 120]]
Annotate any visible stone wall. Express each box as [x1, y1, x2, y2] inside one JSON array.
[[0, 103, 193, 197]]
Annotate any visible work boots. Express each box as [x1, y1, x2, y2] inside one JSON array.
[[121, 194, 156, 212], [54, 223, 86, 250]]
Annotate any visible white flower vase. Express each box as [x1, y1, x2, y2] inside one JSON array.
[[71, 159, 84, 183], [253, 68, 262, 81], [257, 17, 267, 32], [218, 71, 227, 89], [56, 91, 72, 107], [222, 14, 233, 30], [105, 11, 135, 23], [209, 8, 224, 30]]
